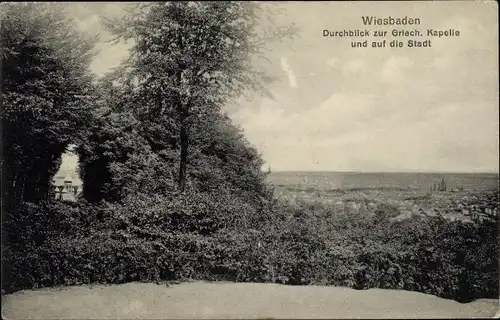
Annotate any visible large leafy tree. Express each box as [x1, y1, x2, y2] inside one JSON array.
[[104, 1, 297, 193], [78, 68, 273, 205], [1, 3, 97, 205], [77, 73, 179, 203]]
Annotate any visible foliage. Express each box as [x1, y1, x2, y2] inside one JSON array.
[[2, 199, 269, 291], [77, 77, 273, 205], [78, 2, 289, 202], [77, 91, 178, 203], [3, 199, 498, 304], [101, 2, 297, 192], [1, 3, 97, 205]]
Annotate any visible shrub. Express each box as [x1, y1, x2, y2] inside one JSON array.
[[255, 200, 498, 302], [2, 195, 269, 292], [3, 195, 498, 304]]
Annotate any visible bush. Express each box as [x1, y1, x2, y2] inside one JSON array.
[[2, 195, 269, 292], [115, 189, 265, 236], [3, 201, 112, 292], [3, 196, 498, 304], [254, 201, 498, 302]]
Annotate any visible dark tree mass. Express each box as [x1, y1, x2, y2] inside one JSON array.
[[1, 3, 96, 206], [75, 2, 292, 204]]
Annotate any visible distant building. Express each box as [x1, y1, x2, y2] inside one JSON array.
[[52, 169, 83, 201]]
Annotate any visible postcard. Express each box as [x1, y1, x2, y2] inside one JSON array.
[[2, 1, 498, 319]]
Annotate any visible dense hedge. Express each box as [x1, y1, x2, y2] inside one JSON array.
[[3, 198, 498, 303]]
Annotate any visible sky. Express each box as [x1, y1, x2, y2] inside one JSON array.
[[58, 1, 498, 174]]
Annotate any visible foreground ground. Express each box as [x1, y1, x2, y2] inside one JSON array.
[[2, 281, 498, 319]]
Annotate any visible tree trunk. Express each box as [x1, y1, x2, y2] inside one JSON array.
[[175, 19, 189, 193], [178, 120, 189, 192]]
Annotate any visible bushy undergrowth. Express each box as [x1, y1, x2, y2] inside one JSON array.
[[3, 196, 498, 303]]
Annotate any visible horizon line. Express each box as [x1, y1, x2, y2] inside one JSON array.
[[266, 170, 499, 175]]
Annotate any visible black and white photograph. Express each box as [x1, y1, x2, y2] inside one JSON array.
[[1, 1, 499, 319]]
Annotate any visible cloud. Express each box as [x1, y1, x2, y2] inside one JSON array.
[[63, 2, 133, 78], [280, 57, 298, 88], [90, 40, 133, 76], [82, 1, 498, 173], [381, 56, 414, 84], [342, 59, 365, 75], [326, 56, 338, 68], [234, 72, 497, 172]]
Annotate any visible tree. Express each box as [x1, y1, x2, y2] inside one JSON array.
[[77, 70, 181, 203], [1, 3, 97, 205], [78, 72, 274, 205], [105, 1, 297, 192]]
